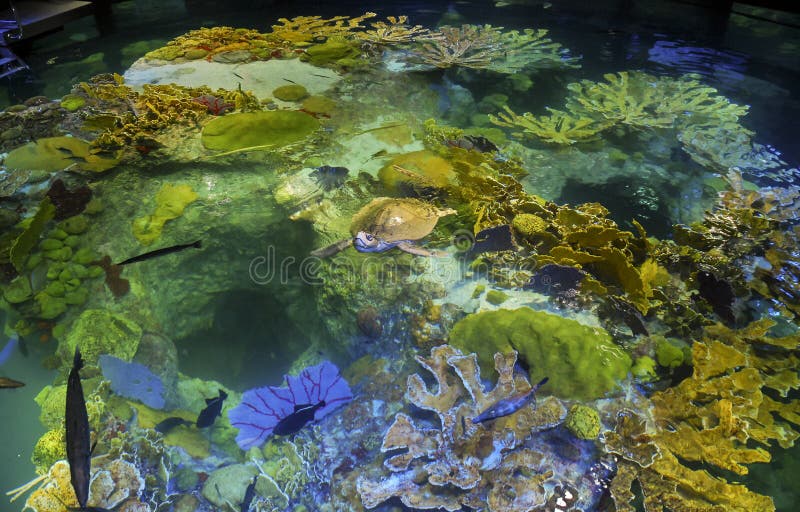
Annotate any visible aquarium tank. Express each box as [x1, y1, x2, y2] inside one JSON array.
[[0, 0, 799, 510]]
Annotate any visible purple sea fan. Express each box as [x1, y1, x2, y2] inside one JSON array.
[[228, 360, 353, 449]]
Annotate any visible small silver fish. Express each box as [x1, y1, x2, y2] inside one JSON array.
[[472, 377, 548, 423]]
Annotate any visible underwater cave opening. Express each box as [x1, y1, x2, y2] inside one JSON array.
[[173, 287, 327, 391]]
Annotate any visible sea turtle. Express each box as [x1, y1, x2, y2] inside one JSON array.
[[310, 197, 456, 257]]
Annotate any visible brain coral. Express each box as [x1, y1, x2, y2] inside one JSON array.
[[448, 308, 631, 400]]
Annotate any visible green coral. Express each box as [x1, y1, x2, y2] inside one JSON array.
[[448, 308, 631, 400], [564, 404, 601, 440], [201, 111, 319, 153], [57, 308, 142, 365], [4, 276, 32, 303], [59, 94, 85, 111], [631, 356, 657, 381], [485, 289, 509, 305], [32, 428, 67, 473]]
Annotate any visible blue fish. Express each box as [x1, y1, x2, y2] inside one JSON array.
[[0, 336, 18, 366], [472, 377, 548, 423]]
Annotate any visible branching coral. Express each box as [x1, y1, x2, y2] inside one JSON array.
[[357, 15, 432, 46], [357, 345, 566, 511], [409, 24, 576, 73], [604, 319, 800, 512], [269, 12, 378, 45], [494, 71, 751, 147], [145, 26, 274, 61], [489, 106, 609, 144]]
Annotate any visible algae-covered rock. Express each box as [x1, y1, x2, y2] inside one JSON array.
[[60, 215, 89, 235], [4, 136, 118, 173], [301, 95, 336, 115], [448, 308, 631, 400], [272, 84, 308, 102], [378, 150, 454, 192], [133, 183, 198, 245], [301, 38, 361, 67], [564, 404, 601, 440], [485, 289, 509, 305], [201, 111, 319, 152], [58, 308, 142, 365], [631, 356, 657, 381]]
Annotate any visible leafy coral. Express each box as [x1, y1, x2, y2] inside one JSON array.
[[605, 319, 800, 512], [269, 12, 377, 45]]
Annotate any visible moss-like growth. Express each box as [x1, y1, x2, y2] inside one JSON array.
[[59, 215, 89, 235], [301, 37, 362, 66], [448, 308, 631, 400], [201, 111, 319, 153], [564, 404, 601, 439], [272, 84, 308, 101], [57, 308, 142, 365], [378, 150, 454, 192]]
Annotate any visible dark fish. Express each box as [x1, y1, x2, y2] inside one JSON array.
[[273, 400, 326, 436], [232, 72, 244, 80], [196, 389, 228, 428], [66, 348, 112, 511], [310, 166, 349, 191], [525, 264, 585, 297], [117, 240, 202, 266], [446, 135, 499, 153], [696, 270, 735, 324], [607, 296, 649, 336], [472, 377, 548, 423], [155, 416, 193, 434], [282, 78, 297, 84], [466, 224, 515, 257], [241, 475, 258, 512], [0, 377, 24, 388]]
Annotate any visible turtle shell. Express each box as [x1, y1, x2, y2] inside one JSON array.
[[350, 197, 451, 242]]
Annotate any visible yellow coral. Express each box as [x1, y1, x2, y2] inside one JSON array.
[[31, 429, 67, 475], [357, 15, 431, 45], [269, 12, 377, 45]]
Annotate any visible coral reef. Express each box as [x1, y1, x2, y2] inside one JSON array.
[[357, 345, 567, 511], [409, 24, 577, 73], [269, 12, 377, 45], [604, 320, 800, 511]]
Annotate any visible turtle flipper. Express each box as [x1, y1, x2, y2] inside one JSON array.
[[396, 242, 448, 257], [310, 238, 353, 258]]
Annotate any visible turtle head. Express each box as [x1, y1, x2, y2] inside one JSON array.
[[354, 231, 395, 253]]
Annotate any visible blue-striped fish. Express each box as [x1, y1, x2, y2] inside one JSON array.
[[471, 377, 549, 424]]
